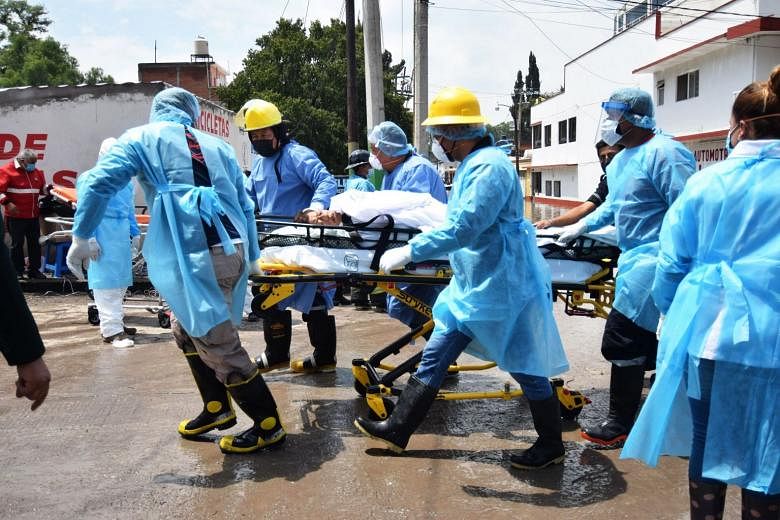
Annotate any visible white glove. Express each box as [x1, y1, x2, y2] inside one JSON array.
[[131, 235, 141, 256], [555, 220, 588, 246], [379, 245, 413, 273], [88, 237, 102, 261], [656, 314, 665, 340], [249, 259, 263, 275], [66, 236, 95, 280]]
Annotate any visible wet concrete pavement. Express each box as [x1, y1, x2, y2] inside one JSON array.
[[1, 292, 741, 519]]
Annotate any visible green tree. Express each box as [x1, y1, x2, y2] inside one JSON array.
[[0, 0, 114, 87], [217, 18, 413, 174]]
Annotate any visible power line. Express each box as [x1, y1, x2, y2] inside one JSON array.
[[602, 0, 768, 18], [497, 0, 637, 84], [280, 0, 291, 18]]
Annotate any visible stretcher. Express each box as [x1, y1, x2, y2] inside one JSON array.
[[41, 186, 171, 328], [251, 218, 619, 421]]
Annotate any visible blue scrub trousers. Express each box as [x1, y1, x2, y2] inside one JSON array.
[[415, 328, 553, 400]]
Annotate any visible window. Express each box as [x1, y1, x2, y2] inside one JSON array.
[[553, 181, 561, 197], [544, 124, 551, 147], [676, 70, 699, 101], [626, 1, 648, 27], [544, 180, 552, 196], [558, 120, 568, 144], [532, 171, 542, 194], [568, 117, 577, 142], [532, 124, 542, 149], [657, 80, 665, 106]]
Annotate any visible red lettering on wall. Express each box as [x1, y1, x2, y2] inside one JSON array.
[[24, 134, 48, 160], [52, 170, 77, 188], [0, 133, 21, 160]]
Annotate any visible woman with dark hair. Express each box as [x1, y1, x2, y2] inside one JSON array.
[[622, 66, 780, 519]]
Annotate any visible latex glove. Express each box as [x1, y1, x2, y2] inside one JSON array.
[[556, 220, 588, 246], [66, 236, 95, 280], [87, 237, 102, 261], [656, 314, 665, 340], [131, 235, 142, 255], [249, 259, 263, 275], [379, 245, 412, 273]]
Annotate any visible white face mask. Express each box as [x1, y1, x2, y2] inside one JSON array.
[[431, 139, 458, 166], [368, 154, 383, 171], [600, 119, 623, 147]]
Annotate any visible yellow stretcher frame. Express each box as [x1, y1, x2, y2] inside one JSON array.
[[249, 261, 606, 421]]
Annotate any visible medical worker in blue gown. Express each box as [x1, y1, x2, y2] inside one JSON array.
[[79, 137, 140, 349], [235, 99, 338, 375], [622, 67, 780, 518], [67, 88, 285, 455], [354, 87, 569, 471], [557, 87, 696, 448], [367, 121, 447, 333]]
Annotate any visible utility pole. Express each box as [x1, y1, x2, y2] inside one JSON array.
[[510, 87, 522, 178], [413, 0, 429, 158], [363, 0, 385, 132], [345, 0, 358, 153]]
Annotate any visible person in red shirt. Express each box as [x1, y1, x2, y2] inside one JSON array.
[[0, 149, 51, 279]]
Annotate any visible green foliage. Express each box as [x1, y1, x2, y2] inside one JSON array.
[[0, 0, 114, 87], [217, 17, 414, 175], [82, 67, 114, 85], [488, 121, 514, 140]]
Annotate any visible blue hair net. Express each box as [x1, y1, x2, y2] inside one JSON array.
[[368, 122, 413, 157], [426, 123, 487, 141], [149, 87, 201, 125], [608, 88, 655, 129]]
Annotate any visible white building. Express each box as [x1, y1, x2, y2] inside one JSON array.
[[528, 0, 780, 204]]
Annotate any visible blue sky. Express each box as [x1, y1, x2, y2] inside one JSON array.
[[39, 0, 617, 125]]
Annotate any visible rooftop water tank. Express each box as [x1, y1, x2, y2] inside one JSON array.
[[193, 37, 209, 57]]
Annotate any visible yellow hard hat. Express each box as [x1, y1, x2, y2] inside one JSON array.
[[422, 86, 487, 126], [234, 99, 282, 131]]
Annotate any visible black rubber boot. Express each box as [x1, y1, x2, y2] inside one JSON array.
[[353, 375, 439, 453], [291, 313, 337, 373], [350, 286, 371, 310], [741, 488, 780, 520], [255, 310, 291, 373], [688, 479, 727, 520], [581, 364, 645, 448], [178, 353, 237, 438], [510, 394, 566, 470], [219, 371, 286, 454]]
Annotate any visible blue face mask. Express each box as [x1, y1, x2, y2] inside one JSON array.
[[24, 163, 36, 172], [725, 125, 738, 156]]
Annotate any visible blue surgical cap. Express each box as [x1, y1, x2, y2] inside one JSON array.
[[426, 123, 487, 141], [607, 88, 655, 129], [368, 122, 413, 157], [149, 87, 201, 125]]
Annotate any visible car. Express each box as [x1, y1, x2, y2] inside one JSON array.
[[494, 138, 515, 156]]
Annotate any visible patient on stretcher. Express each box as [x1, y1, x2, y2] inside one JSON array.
[[259, 190, 619, 283]]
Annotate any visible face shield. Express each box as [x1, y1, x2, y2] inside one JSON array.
[[597, 101, 630, 146]]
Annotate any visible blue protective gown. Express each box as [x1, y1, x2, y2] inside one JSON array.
[[381, 153, 448, 327], [583, 133, 695, 332], [621, 140, 780, 494], [345, 174, 375, 192], [381, 153, 447, 202], [77, 177, 139, 290], [245, 140, 337, 313], [73, 103, 260, 338], [408, 145, 568, 376]]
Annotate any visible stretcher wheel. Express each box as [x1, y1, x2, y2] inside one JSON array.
[[87, 307, 100, 326], [158, 310, 171, 329], [367, 398, 395, 421]]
